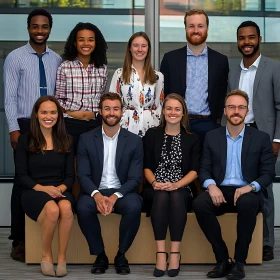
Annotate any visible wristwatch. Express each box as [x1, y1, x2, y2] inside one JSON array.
[[249, 183, 257, 192]]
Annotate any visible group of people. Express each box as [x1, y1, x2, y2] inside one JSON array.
[[3, 7, 279, 280]]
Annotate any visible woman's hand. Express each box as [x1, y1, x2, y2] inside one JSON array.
[[152, 181, 167, 190], [161, 182, 179, 191], [34, 184, 65, 198]]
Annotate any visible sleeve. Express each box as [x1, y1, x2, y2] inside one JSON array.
[[109, 69, 120, 93], [76, 135, 99, 195], [118, 137, 144, 196], [4, 53, 21, 133], [54, 64, 67, 108], [143, 128, 155, 170], [15, 134, 37, 189], [272, 62, 280, 140], [153, 71, 164, 118], [102, 65, 108, 93], [62, 145, 75, 191], [160, 54, 170, 97], [189, 134, 201, 173]]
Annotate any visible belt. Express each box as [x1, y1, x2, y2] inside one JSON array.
[[189, 114, 211, 119]]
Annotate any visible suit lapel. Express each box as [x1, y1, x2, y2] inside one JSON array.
[[253, 56, 266, 97], [180, 46, 187, 96], [94, 128, 104, 171], [219, 127, 227, 175], [232, 65, 242, 89], [155, 128, 165, 165], [241, 127, 252, 171], [208, 48, 215, 98], [115, 129, 126, 169]]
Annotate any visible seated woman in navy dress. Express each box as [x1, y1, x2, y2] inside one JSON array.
[[16, 96, 75, 277], [142, 93, 200, 277]]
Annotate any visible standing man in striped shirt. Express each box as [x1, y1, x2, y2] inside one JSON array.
[[3, 8, 62, 262]]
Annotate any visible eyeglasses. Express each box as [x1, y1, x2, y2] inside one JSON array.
[[225, 105, 248, 111]]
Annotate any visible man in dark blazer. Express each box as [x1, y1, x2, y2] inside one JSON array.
[[76, 93, 143, 275], [193, 89, 275, 280], [160, 8, 229, 143], [228, 20, 280, 261]]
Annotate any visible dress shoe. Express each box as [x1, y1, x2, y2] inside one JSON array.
[[226, 261, 245, 280], [91, 252, 109, 274], [153, 252, 168, 277], [114, 253, 130, 275], [207, 259, 232, 278], [167, 252, 181, 277], [56, 261, 67, 277], [41, 261, 56, 277], [10, 241, 25, 262], [263, 245, 274, 261]]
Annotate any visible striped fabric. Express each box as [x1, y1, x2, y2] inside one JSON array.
[[4, 42, 62, 133], [55, 59, 108, 112]]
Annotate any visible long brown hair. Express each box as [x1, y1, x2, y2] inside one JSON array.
[[29, 96, 72, 154], [122, 31, 156, 84], [160, 93, 190, 133]]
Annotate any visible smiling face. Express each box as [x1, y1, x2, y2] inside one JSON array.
[[28, 15, 51, 46], [99, 99, 122, 127], [237, 26, 261, 58], [163, 98, 184, 126], [185, 14, 208, 46], [129, 36, 149, 63], [37, 100, 58, 130], [75, 29, 96, 60]]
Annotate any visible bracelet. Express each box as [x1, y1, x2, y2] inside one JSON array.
[[57, 187, 62, 194], [151, 180, 156, 186]]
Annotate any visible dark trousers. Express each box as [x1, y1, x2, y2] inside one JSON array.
[[64, 116, 102, 154], [76, 189, 143, 255], [151, 188, 192, 241], [193, 187, 260, 262], [10, 118, 30, 244], [189, 118, 219, 144]]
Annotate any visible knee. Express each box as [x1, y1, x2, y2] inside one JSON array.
[[126, 195, 142, 216], [236, 194, 259, 213], [58, 201, 73, 219], [44, 203, 59, 223], [192, 194, 209, 213], [76, 196, 97, 217]]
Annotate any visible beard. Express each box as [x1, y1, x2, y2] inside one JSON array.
[[238, 42, 260, 57], [102, 115, 121, 127], [186, 31, 208, 46], [226, 113, 245, 126], [29, 34, 49, 46]]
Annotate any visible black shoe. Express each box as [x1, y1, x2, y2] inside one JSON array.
[[207, 259, 232, 278], [263, 245, 274, 261], [167, 252, 181, 277], [10, 241, 25, 262], [226, 261, 245, 280], [91, 252, 109, 274], [153, 252, 168, 277], [114, 253, 130, 275]]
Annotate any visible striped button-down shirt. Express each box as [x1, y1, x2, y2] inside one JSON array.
[[55, 59, 108, 113], [4, 42, 62, 133]]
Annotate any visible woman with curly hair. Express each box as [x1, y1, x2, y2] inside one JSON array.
[[16, 96, 75, 277], [109, 31, 164, 137], [55, 22, 108, 152]]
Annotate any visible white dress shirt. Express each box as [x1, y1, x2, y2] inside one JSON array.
[[91, 127, 123, 198]]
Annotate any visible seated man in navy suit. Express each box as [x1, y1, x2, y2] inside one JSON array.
[[193, 89, 275, 280], [76, 92, 143, 275]]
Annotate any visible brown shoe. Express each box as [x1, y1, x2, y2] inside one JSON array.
[[10, 242, 25, 262]]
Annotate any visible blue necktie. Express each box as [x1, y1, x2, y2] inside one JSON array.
[[36, 54, 47, 96]]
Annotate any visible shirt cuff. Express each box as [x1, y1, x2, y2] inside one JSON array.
[[250, 181, 261, 192], [273, 139, 280, 143], [203, 179, 216, 189], [114, 192, 123, 198], [91, 190, 100, 197]]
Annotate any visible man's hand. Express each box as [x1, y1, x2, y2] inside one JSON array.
[[10, 130, 21, 150], [93, 193, 110, 216], [272, 142, 280, 160], [208, 184, 227, 207], [234, 185, 253, 206]]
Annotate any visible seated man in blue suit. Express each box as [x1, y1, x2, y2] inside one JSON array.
[[76, 92, 143, 275], [193, 89, 275, 280]]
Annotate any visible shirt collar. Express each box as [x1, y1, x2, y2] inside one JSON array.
[[240, 54, 261, 70], [226, 125, 245, 140], [186, 43, 208, 56], [102, 126, 120, 140], [26, 42, 50, 55]]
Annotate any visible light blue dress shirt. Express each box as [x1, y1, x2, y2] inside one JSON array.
[[185, 44, 210, 116], [203, 126, 261, 192]]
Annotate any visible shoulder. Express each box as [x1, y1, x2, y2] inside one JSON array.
[[112, 68, 123, 76], [80, 127, 101, 142], [58, 60, 73, 68], [261, 56, 280, 68], [154, 70, 164, 80], [246, 126, 269, 139], [146, 126, 164, 138], [47, 48, 62, 60], [162, 46, 186, 59], [4, 45, 27, 64], [208, 47, 228, 61], [121, 128, 141, 141], [205, 127, 224, 140]]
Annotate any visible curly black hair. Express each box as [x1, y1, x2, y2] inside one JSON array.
[[62, 22, 108, 67], [27, 9, 53, 29]]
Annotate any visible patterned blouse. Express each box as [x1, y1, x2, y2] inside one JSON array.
[[109, 66, 164, 137], [154, 133, 184, 182]]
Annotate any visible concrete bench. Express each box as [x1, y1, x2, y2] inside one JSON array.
[[25, 212, 263, 264]]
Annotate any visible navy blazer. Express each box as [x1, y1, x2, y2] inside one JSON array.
[[77, 126, 143, 197], [199, 126, 275, 194], [160, 45, 229, 121]]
